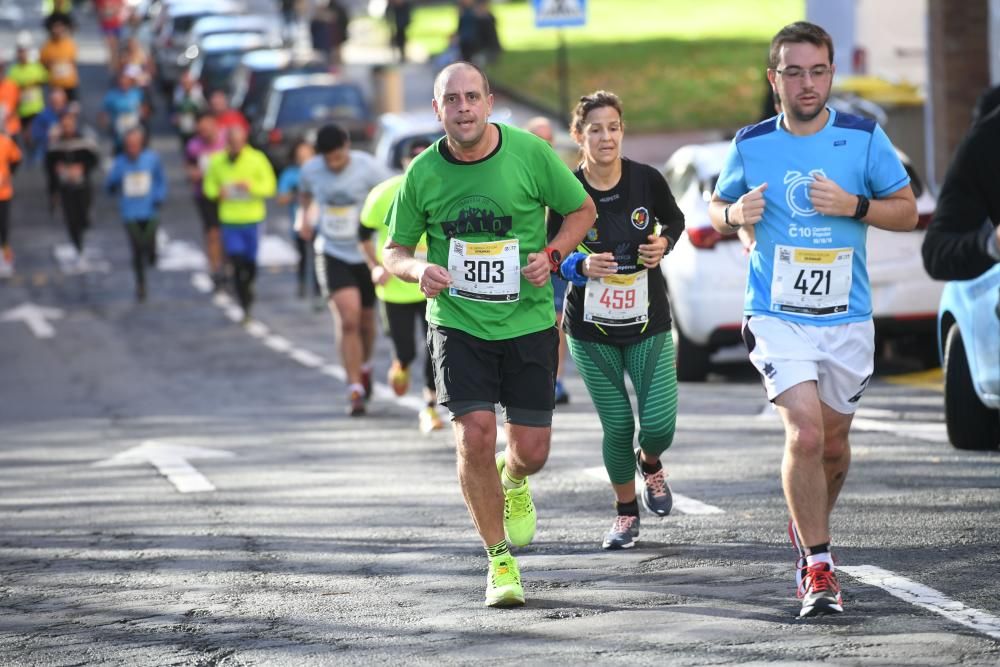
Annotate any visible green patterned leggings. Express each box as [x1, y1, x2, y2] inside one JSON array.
[[568, 332, 678, 485]]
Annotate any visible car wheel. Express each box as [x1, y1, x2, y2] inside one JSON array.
[[943, 324, 1000, 451], [673, 322, 711, 383]]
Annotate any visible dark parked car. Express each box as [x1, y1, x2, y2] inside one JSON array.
[[229, 49, 329, 125], [187, 33, 270, 97], [254, 73, 374, 170]]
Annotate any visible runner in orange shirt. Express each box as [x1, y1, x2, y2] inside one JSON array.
[[0, 58, 22, 139], [40, 15, 79, 101], [0, 130, 24, 276]]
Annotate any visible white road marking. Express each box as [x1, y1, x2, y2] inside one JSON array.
[[1, 303, 64, 339], [53, 244, 111, 274], [756, 404, 948, 444], [191, 272, 214, 293], [94, 440, 234, 494], [582, 466, 725, 515], [157, 230, 208, 271], [852, 417, 948, 444], [841, 565, 1000, 641], [258, 235, 298, 268]]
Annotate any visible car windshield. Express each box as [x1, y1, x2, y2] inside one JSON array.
[[276, 85, 366, 127], [203, 51, 251, 92]]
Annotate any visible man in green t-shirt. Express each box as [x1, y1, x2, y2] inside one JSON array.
[[359, 137, 444, 434], [384, 62, 596, 608]]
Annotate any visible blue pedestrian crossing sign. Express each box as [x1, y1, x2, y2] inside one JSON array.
[[533, 0, 587, 29]]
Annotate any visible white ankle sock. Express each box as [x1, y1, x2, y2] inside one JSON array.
[[806, 552, 834, 568]]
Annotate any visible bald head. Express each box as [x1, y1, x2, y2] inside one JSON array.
[[525, 116, 554, 146], [433, 61, 490, 102]]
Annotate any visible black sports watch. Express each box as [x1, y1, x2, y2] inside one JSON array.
[[853, 194, 870, 220]]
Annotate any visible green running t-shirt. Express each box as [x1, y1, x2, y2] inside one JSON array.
[[360, 173, 427, 305], [388, 123, 587, 341]]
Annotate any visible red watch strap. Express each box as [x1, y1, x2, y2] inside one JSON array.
[[543, 246, 562, 273]]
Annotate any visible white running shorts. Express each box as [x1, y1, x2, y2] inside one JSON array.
[[741, 314, 875, 415]]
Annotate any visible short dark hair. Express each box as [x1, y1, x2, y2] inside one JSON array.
[[768, 21, 834, 69], [315, 123, 349, 154], [406, 137, 433, 157], [570, 90, 623, 137], [433, 61, 491, 101], [287, 138, 312, 165]]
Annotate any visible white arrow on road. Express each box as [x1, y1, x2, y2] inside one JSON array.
[[1, 303, 64, 339], [93, 440, 235, 493]]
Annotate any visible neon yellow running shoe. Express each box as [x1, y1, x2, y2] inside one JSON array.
[[496, 451, 536, 547], [485, 555, 525, 607]]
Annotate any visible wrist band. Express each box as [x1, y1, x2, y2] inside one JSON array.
[[559, 251, 589, 287], [724, 205, 740, 230]]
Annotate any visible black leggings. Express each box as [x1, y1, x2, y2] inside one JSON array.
[[295, 235, 319, 295], [231, 257, 258, 313], [384, 300, 434, 392], [0, 199, 9, 246], [124, 220, 157, 288], [60, 187, 91, 252]]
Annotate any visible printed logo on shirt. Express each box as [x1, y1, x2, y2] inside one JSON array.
[[630, 206, 650, 230], [586, 226, 599, 242], [440, 195, 512, 238], [784, 168, 825, 218], [834, 140, 847, 147]]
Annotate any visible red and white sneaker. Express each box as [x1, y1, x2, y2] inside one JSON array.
[[798, 561, 844, 618]]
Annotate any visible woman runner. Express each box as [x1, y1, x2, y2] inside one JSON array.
[[549, 90, 685, 550]]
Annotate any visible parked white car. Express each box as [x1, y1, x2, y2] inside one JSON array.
[[937, 264, 1000, 450], [661, 141, 940, 381]]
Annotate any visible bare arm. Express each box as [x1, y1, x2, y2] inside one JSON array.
[[524, 195, 597, 286], [810, 175, 917, 231], [297, 191, 315, 240], [709, 183, 768, 233], [548, 195, 596, 257], [384, 240, 451, 298]]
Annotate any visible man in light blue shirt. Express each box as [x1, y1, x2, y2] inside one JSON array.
[[710, 21, 917, 619], [299, 123, 392, 416], [106, 126, 166, 301]]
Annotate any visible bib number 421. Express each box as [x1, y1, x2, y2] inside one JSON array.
[[793, 269, 831, 296], [463, 259, 505, 284], [598, 288, 636, 310]]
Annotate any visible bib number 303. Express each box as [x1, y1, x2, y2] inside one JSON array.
[[448, 238, 520, 302]]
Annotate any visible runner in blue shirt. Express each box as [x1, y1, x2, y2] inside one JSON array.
[[100, 66, 146, 154], [710, 21, 917, 619], [105, 126, 166, 301]]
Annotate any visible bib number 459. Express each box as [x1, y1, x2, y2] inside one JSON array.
[[463, 259, 505, 284], [599, 288, 636, 310], [793, 269, 831, 296]]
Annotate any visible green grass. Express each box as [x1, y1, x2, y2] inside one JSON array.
[[407, 0, 804, 132]]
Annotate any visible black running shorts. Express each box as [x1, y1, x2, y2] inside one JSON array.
[[316, 252, 376, 308], [427, 324, 558, 422]]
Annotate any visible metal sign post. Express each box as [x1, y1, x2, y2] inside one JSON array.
[[533, 0, 587, 126]]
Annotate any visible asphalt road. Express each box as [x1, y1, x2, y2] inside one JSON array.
[[1, 7, 999, 667]]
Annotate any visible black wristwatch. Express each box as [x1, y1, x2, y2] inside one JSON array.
[[853, 194, 870, 220], [724, 205, 740, 230]]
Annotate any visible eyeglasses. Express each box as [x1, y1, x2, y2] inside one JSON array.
[[774, 65, 832, 81]]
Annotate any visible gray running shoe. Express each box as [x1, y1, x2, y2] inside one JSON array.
[[636, 449, 673, 516], [602, 514, 640, 550], [798, 562, 844, 618]]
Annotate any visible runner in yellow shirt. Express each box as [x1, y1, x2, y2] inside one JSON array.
[[202, 125, 277, 323], [360, 137, 443, 433]]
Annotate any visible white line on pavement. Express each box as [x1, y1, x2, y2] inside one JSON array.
[[841, 565, 1000, 641], [756, 404, 948, 444], [190, 272, 427, 416], [94, 441, 234, 494], [582, 466, 725, 515]]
